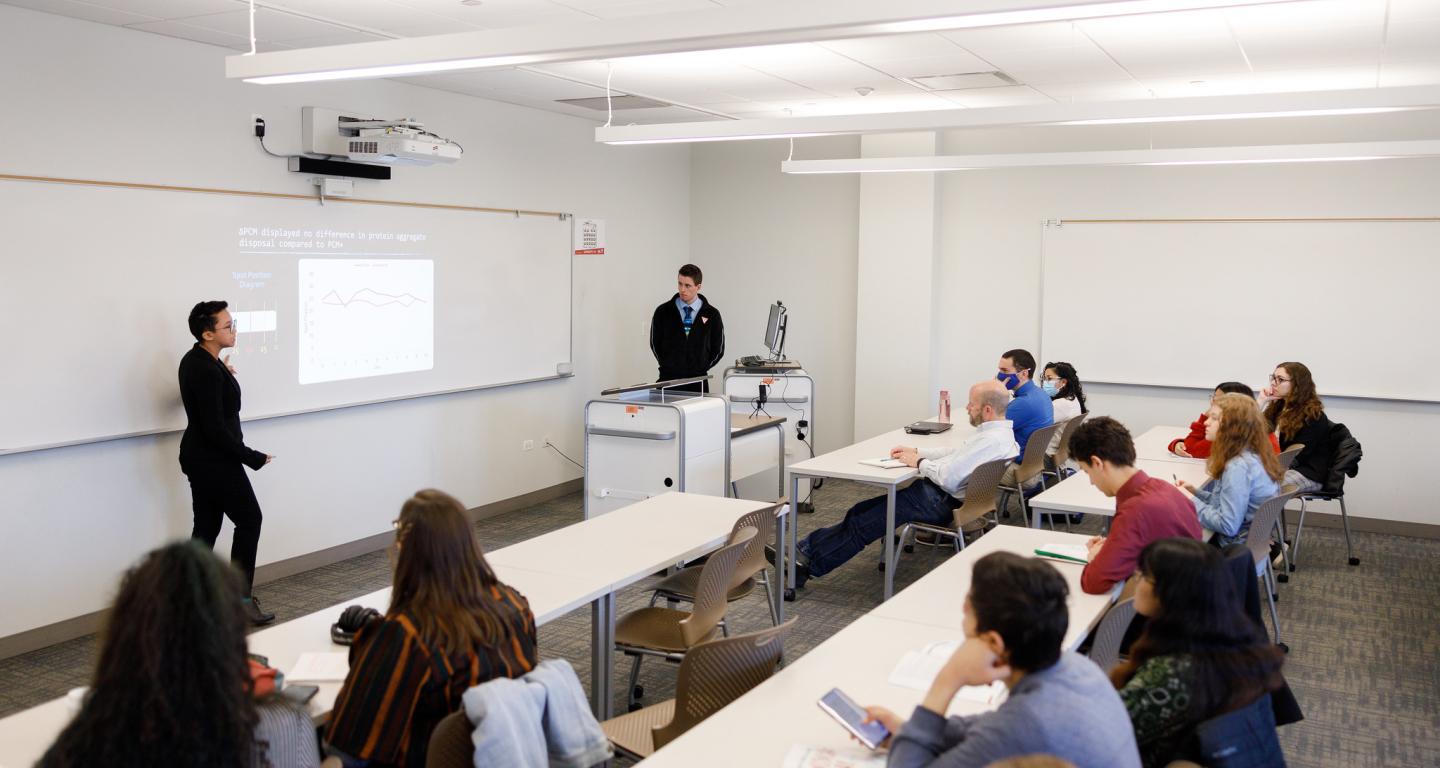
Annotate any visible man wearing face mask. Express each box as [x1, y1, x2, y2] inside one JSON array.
[[996, 348, 1053, 465]]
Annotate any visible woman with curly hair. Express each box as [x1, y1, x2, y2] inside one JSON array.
[[1174, 394, 1282, 546], [1259, 361, 1332, 492]]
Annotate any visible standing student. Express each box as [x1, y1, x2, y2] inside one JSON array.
[[1112, 538, 1286, 768], [1168, 382, 1279, 459], [40, 542, 318, 768], [325, 490, 538, 768], [1174, 394, 1282, 547], [1067, 418, 1202, 595], [1258, 362, 1332, 492], [649, 263, 724, 392], [862, 553, 1140, 768], [179, 300, 274, 625]]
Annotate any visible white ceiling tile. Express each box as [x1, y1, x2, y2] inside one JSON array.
[[552, 0, 717, 19], [1385, 19, 1440, 51], [246, 0, 452, 32], [1079, 7, 1235, 38], [1224, 0, 1387, 32], [278, 29, 393, 47], [1377, 60, 1440, 87], [1003, 61, 1136, 86], [783, 92, 957, 117], [82, 0, 238, 19], [870, 54, 1005, 80], [377, 20, 470, 35], [602, 105, 729, 123], [971, 44, 1123, 80], [940, 21, 1087, 54], [934, 85, 1053, 108], [1030, 80, 1154, 102], [1140, 66, 1379, 97], [1387, 0, 1440, 24], [1105, 43, 1250, 79], [124, 18, 250, 47], [817, 32, 974, 63], [171, 7, 362, 41], [0, 0, 162, 25], [420, 68, 612, 100], [388, 0, 588, 28], [1384, 43, 1440, 64]]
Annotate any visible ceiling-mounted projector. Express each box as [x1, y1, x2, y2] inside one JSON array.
[[302, 106, 462, 166]]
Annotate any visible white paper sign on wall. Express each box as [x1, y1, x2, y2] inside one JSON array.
[[573, 217, 606, 255]]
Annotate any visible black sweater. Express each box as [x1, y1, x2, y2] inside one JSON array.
[[1271, 406, 1333, 485], [178, 344, 267, 474], [650, 293, 725, 386]]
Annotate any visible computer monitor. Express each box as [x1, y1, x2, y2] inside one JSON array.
[[764, 301, 787, 359]]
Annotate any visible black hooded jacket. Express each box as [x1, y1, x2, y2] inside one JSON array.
[[650, 293, 725, 384]]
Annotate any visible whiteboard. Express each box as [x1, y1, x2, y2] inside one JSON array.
[[1040, 220, 1439, 402], [1, 179, 572, 453]]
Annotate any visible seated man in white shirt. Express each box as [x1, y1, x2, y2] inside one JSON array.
[[784, 380, 1019, 588]]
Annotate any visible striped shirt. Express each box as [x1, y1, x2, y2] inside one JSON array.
[[325, 584, 538, 768]]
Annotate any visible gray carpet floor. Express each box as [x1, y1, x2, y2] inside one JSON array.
[[2, 481, 1436, 767]]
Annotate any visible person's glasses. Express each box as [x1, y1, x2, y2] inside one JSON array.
[[1269, 375, 1291, 385]]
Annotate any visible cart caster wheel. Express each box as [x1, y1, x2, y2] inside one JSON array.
[[1348, 557, 1360, 566], [784, 588, 796, 601]]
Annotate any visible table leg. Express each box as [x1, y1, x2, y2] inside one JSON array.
[[775, 424, 786, 502], [883, 485, 897, 600], [590, 592, 615, 720]]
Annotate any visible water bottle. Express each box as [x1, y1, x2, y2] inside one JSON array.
[[939, 390, 951, 423]]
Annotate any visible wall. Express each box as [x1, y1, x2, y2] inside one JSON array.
[[0, 5, 691, 640], [688, 136, 861, 455]]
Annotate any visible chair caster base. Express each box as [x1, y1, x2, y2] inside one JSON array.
[[1278, 643, 1289, 654], [783, 588, 796, 601], [903, 544, 915, 553], [1287, 563, 1296, 572], [877, 561, 886, 573], [797, 501, 816, 514], [1276, 574, 1289, 583], [632, 685, 643, 699], [1348, 557, 1360, 566]]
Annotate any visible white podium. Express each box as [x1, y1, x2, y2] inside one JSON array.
[[723, 366, 815, 507], [583, 378, 729, 519]]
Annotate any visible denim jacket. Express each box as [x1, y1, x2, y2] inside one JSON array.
[[1192, 451, 1280, 547]]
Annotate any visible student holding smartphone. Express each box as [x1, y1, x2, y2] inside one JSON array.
[[861, 553, 1140, 768]]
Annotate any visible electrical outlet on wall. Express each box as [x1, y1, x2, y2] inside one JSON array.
[[522, 440, 534, 451]]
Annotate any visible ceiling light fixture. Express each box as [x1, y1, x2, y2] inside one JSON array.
[[778, 140, 1440, 174], [228, 0, 1298, 84], [1052, 106, 1416, 125]]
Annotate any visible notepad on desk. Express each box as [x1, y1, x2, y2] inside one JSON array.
[[888, 639, 1009, 707], [1034, 543, 1089, 565], [287, 652, 350, 682], [859, 457, 907, 469]]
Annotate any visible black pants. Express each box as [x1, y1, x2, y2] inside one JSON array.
[[187, 464, 263, 595]]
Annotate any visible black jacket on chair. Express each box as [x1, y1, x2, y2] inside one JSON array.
[[649, 293, 724, 387], [1221, 544, 1304, 728], [1321, 423, 1362, 495], [178, 344, 267, 475]]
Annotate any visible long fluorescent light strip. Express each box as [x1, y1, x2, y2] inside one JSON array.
[[604, 132, 837, 145], [1139, 156, 1391, 166], [243, 54, 543, 84], [1055, 107, 1415, 126]]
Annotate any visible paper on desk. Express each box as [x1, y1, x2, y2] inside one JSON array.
[[782, 745, 886, 768], [859, 458, 906, 469], [887, 640, 1008, 707], [1034, 543, 1089, 565], [288, 652, 350, 682]]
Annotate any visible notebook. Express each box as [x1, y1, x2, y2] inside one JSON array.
[[1034, 543, 1089, 565], [904, 421, 953, 435], [859, 457, 907, 469]]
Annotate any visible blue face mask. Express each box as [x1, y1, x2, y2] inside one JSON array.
[[996, 371, 1020, 390], [1041, 379, 1059, 397]]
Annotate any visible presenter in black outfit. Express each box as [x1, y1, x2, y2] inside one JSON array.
[[178, 301, 275, 625], [650, 263, 724, 393]]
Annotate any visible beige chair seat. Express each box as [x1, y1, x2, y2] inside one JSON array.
[[615, 606, 717, 652], [600, 698, 676, 758], [652, 567, 756, 602]]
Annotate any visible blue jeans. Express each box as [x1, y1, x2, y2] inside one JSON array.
[[799, 479, 959, 578]]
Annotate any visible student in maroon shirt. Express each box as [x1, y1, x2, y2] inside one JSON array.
[[1069, 417, 1204, 595]]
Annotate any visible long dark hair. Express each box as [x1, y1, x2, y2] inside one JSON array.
[[41, 542, 258, 768], [1263, 361, 1324, 440], [1112, 539, 1284, 719], [1044, 361, 1088, 414], [390, 489, 506, 651]]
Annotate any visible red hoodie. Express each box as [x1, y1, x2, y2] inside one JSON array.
[[1167, 413, 1281, 458]]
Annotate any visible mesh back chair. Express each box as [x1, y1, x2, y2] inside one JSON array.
[[615, 527, 756, 711], [998, 421, 1066, 529], [601, 618, 796, 759], [888, 457, 1010, 575], [1044, 414, 1087, 484], [1271, 444, 1303, 580], [648, 503, 783, 628], [1247, 485, 1298, 648], [1087, 597, 1138, 674], [426, 710, 473, 768], [1289, 423, 1363, 571]]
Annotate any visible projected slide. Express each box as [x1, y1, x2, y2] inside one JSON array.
[[298, 259, 434, 384]]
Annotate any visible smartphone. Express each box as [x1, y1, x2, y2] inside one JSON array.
[[280, 684, 320, 705], [817, 687, 889, 750]]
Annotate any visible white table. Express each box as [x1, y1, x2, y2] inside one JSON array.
[[1027, 458, 1210, 526], [1133, 424, 1206, 465], [786, 420, 974, 603], [729, 413, 787, 501], [0, 493, 771, 766], [639, 527, 1120, 767]]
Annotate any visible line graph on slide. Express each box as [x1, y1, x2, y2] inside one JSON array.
[[299, 259, 434, 384]]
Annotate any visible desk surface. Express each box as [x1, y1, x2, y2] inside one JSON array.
[[729, 412, 786, 438], [0, 493, 772, 768], [789, 420, 975, 484], [641, 525, 1121, 767], [1133, 424, 1206, 465], [1028, 458, 1209, 516]]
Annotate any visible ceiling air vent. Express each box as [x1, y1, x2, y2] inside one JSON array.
[[906, 71, 1018, 91], [556, 95, 672, 111]]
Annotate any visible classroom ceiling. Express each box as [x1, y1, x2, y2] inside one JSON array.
[[7, 0, 1440, 125]]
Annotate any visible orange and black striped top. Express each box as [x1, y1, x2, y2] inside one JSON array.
[[324, 584, 538, 768]]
